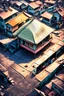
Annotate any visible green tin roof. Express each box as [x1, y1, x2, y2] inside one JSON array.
[[13, 19, 33, 37], [18, 28, 35, 43], [18, 19, 55, 44]]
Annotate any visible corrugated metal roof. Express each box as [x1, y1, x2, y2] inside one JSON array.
[[13, 19, 33, 37], [7, 12, 29, 27], [45, 62, 59, 73], [57, 74, 64, 82], [18, 19, 54, 44], [58, 8, 64, 17], [29, 2, 40, 9], [0, 7, 18, 20], [35, 70, 49, 82], [21, 1, 28, 6], [52, 78, 64, 90], [45, 0, 56, 4], [41, 11, 53, 19], [15, 1, 23, 6], [35, 1, 43, 5]]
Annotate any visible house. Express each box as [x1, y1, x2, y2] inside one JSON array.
[[57, 7, 64, 24], [46, 5, 56, 12], [51, 11, 63, 29], [40, 10, 63, 29], [0, 7, 18, 32], [38, 65, 64, 96], [13, 1, 28, 12], [44, 0, 56, 6], [20, 1, 28, 11], [40, 11, 53, 26], [36, 54, 64, 88], [6, 12, 30, 37], [39, 5, 56, 16], [27, 2, 40, 15], [35, 0, 44, 12], [13, 19, 33, 37], [17, 19, 54, 54], [52, 74, 64, 96], [35, 1, 43, 5], [58, 7, 64, 17]]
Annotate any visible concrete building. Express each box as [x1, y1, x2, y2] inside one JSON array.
[[0, 7, 18, 32], [6, 12, 30, 37]]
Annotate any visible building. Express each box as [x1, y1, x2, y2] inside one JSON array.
[[52, 73, 64, 96], [57, 7, 64, 24], [6, 12, 30, 37], [17, 19, 54, 54], [13, 1, 28, 12], [40, 10, 63, 29], [35, 54, 64, 88], [0, 7, 18, 32], [51, 11, 63, 29], [27, 2, 40, 15], [40, 11, 53, 26], [35, 0, 43, 5], [44, 0, 56, 6]]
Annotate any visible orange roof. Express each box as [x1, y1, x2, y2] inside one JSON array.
[[57, 74, 64, 81], [45, 0, 56, 4], [29, 2, 40, 9], [35, 1, 42, 5], [7, 13, 29, 27], [0, 7, 18, 20], [15, 1, 22, 6], [58, 8, 64, 17], [41, 11, 53, 19]]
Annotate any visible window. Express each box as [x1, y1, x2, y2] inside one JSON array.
[[15, 4, 19, 8], [25, 42, 33, 48], [25, 42, 29, 46], [6, 25, 12, 32], [44, 18, 49, 22], [54, 17, 57, 20], [20, 40, 23, 44], [0, 18, 3, 22], [2, 25, 4, 28], [25, 41, 36, 50], [29, 43, 33, 49], [28, 7, 33, 10]]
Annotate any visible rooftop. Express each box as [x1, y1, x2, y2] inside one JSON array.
[[7, 12, 29, 27], [45, 0, 56, 4], [58, 7, 64, 17], [0, 7, 18, 20], [18, 19, 54, 44], [52, 78, 64, 90], [29, 2, 40, 9], [15, 1, 23, 6], [41, 11, 53, 19], [35, 70, 49, 82], [45, 62, 60, 73], [56, 73, 64, 82], [35, 0, 43, 5]]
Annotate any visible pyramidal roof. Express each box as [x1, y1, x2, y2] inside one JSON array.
[[18, 19, 55, 44]]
